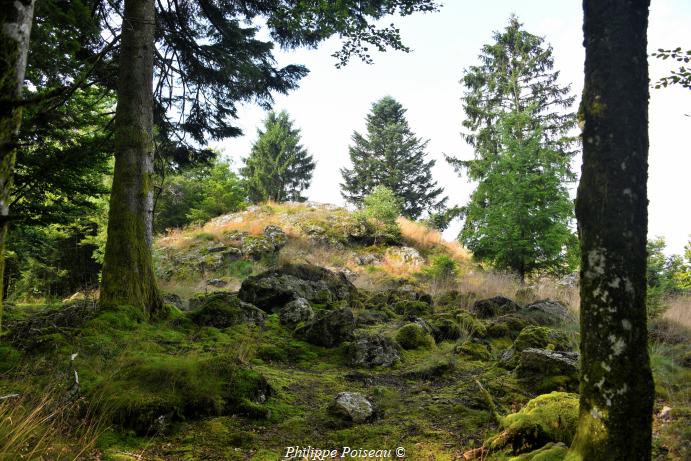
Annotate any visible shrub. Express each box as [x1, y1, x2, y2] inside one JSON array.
[[354, 186, 402, 244]]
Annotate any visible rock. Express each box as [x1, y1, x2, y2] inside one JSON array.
[[221, 247, 243, 262], [207, 278, 227, 287], [239, 263, 357, 312], [516, 348, 580, 391], [392, 299, 432, 316], [386, 246, 424, 266], [163, 294, 185, 310], [355, 253, 381, 266], [395, 323, 434, 350], [658, 405, 672, 422], [295, 308, 356, 347], [207, 244, 227, 253], [187, 292, 266, 328], [331, 392, 374, 423], [241, 235, 277, 260], [486, 314, 533, 339], [279, 298, 314, 325], [455, 341, 491, 361], [431, 317, 462, 342], [520, 300, 577, 327], [558, 273, 579, 288], [513, 326, 573, 353], [471, 296, 520, 318], [263, 225, 287, 249], [348, 333, 400, 368]]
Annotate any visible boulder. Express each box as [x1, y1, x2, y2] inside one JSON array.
[[431, 317, 462, 342], [520, 300, 577, 327], [348, 333, 400, 368], [355, 253, 381, 266], [238, 263, 357, 312], [513, 326, 573, 353], [386, 246, 424, 266], [486, 314, 533, 339], [295, 308, 356, 347], [187, 292, 266, 328], [455, 340, 491, 361], [395, 323, 435, 350], [207, 278, 227, 287], [279, 298, 314, 325], [330, 392, 374, 423], [163, 294, 185, 310], [472, 296, 521, 318], [516, 348, 579, 391]]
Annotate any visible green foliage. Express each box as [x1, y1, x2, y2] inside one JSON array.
[[155, 160, 246, 232], [341, 97, 446, 219], [646, 236, 691, 318], [652, 47, 691, 90], [354, 186, 402, 244], [242, 111, 315, 203], [423, 254, 459, 281], [396, 323, 434, 350], [447, 17, 578, 280]]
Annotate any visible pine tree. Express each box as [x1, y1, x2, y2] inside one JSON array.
[[447, 16, 578, 279], [340, 96, 446, 219], [242, 111, 315, 203]]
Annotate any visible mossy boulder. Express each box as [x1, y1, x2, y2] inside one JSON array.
[[455, 340, 491, 361], [457, 311, 488, 338], [238, 263, 357, 312], [434, 290, 477, 310], [395, 323, 435, 350], [295, 307, 356, 347], [431, 316, 462, 342], [515, 348, 580, 392], [98, 354, 272, 435], [487, 314, 534, 339], [392, 299, 432, 316], [472, 296, 521, 319], [347, 333, 401, 368], [484, 392, 579, 456], [520, 300, 576, 327], [513, 326, 572, 354], [279, 298, 314, 326], [507, 442, 568, 461], [187, 292, 266, 328], [330, 392, 374, 423]]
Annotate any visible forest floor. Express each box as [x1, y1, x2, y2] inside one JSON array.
[[1, 202, 689, 460]]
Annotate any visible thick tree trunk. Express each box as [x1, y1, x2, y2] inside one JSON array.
[[99, 0, 162, 314], [0, 0, 35, 333], [568, 1, 653, 460]]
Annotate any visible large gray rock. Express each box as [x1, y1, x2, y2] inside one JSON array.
[[471, 296, 521, 318], [520, 300, 577, 327], [238, 263, 358, 312], [279, 298, 314, 325], [331, 392, 374, 423], [516, 348, 580, 391], [348, 333, 400, 368], [187, 292, 265, 328], [295, 308, 356, 347]]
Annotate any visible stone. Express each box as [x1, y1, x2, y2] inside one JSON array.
[[520, 299, 577, 327], [187, 292, 266, 328], [221, 247, 243, 262], [395, 323, 434, 350], [331, 392, 374, 423], [207, 278, 227, 287], [263, 225, 287, 249], [295, 308, 356, 347], [386, 246, 424, 266], [238, 263, 357, 312], [348, 333, 400, 368], [279, 298, 314, 325], [471, 296, 521, 318], [163, 294, 184, 310], [355, 253, 381, 266], [516, 348, 580, 391]]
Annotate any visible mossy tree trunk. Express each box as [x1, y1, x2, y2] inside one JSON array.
[[0, 0, 34, 333], [99, 0, 162, 314], [568, 1, 653, 459]]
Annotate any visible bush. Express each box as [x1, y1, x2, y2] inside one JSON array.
[[423, 254, 459, 281], [395, 323, 434, 350], [354, 186, 402, 244]]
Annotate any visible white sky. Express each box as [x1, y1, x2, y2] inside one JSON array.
[[213, 0, 691, 256]]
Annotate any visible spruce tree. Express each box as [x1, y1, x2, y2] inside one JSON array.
[[340, 96, 446, 219], [242, 111, 315, 203], [447, 16, 578, 279]]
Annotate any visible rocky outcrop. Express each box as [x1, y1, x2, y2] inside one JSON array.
[[187, 292, 266, 328], [330, 392, 374, 423], [516, 348, 580, 391], [238, 263, 357, 312], [348, 333, 400, 368], [295, 308, 356, 347], [279, 298, 315, 325], [520, 299, 577, 327], [471, 296, 520, 318]]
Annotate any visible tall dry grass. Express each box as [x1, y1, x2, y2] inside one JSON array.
[[663, 295, 691, 330], [397, 217, 470, 263]]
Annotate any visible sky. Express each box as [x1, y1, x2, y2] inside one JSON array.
[[213, 0, 691, 256]]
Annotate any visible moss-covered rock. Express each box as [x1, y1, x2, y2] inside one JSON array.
[[515, 348, 580, 392], [472, 296, 521, 319], [457, 311, 488, 338], [392, 299, 432, 316], [508, 442, 568, 460], [431, 316, 462, 342], [456, 340, 491, 361], [279, 298, 314, 326], [520, 300, 576, 327], [487, 314, 533, 339], [98, 354, 272, 435], [485, 392, 579, 456], [513, 326, 572, 354], [295, 307, 356, 347], [187, 292, 265, 328], [347, 333, 400, 368], [395, 323, 435, 350]]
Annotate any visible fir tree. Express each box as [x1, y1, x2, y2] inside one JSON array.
[[447, 16, 578, 279], [340, 96, 446, 219], [242, 111, 315, 203]]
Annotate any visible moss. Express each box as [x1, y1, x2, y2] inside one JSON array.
[[513, 326, 571, 353], [458, 312, 487, 338], [187, 292, 265, 328], [0, 344, 21, 373], [455, 341, 491, 361], [508, 442, 568, 461], [396, 323, 435, 350], [431, 317, 462, 341], [487, 314, 532, 339], [486, 392, 579, 455], [393, 299, 432, 316]]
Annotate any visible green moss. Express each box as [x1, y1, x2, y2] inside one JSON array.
[[513, 326, 571, 353], [508, 442, 568, 461], [458, 312, 487, 338], [455, 341, 491, 361], [0, 344, 21, 373], [393, 299, 432, 316], [396, 323, 435, 350]]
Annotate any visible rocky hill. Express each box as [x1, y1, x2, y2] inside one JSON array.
[[0, 202, 688, 460]]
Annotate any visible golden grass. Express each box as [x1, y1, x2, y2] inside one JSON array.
[[397, 217, 470, 263], [662, 295, 691, 330]]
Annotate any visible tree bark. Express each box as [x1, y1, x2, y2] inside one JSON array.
[[99, 0, 162, 314], [568, 1, 653, 459], [0, 0, 35, 333]]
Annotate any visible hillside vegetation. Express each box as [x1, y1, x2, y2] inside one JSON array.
[[0, 203, 688, 460]]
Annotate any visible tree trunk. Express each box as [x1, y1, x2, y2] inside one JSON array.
[[99, 0, 162, 314], [568, 1, 653, 459], [0, 0, 35, 333]]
